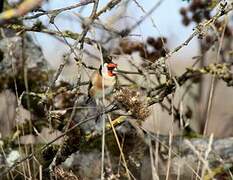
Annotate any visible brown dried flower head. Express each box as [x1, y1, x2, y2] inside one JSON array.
[[114, 88, 150, 120], [54, 167, 79, 180]]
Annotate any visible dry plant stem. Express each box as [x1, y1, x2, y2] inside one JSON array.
[[203, 16, 227, 135], [117, 135, 125, 175], [107, 114, 131, 180], [197, 42, 205, 130], [136, 126, 202, 179], [165, 92, 175, 180], [155, 132, 160, 174], [144, 129, 233, 179], [165, 134, 172, 180], [148, 139, 159, 180], [184, 140, 213, 176], [203, 76, 216, 135], [100, 44, 106, 180], [201, 134, 214, 179]]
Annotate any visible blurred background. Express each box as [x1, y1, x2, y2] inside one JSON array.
[[31, 0, 201, 135], [1, 0, 233, 139], [28, 0, 199, 77], [0, 0, 233, 179]]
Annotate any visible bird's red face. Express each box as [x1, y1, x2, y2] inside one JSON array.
[[106, 63, 117, 77]]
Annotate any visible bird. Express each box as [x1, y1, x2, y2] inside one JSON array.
[[74, 62, 118, 133], [88, 62, 118, 104]]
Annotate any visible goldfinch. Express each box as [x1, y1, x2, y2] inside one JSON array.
[[88, 62, 117, 103], [74, 62, 117, 133]]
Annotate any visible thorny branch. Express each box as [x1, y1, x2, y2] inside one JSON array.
[[1, 23, 95, 44], [152, 1, 233, 67], [22, 0, 95, 20]]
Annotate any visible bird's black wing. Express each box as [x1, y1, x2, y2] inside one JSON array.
[[87, 79, 93, 97]]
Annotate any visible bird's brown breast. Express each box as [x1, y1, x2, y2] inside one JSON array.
[[89, 71, 116, 98]]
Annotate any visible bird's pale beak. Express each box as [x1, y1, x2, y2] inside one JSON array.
[[112, 67, 118, 74]]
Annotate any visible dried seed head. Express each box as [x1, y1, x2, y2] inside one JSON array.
[[54, 167, 79, 180], [114, 88, 150, 120]]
